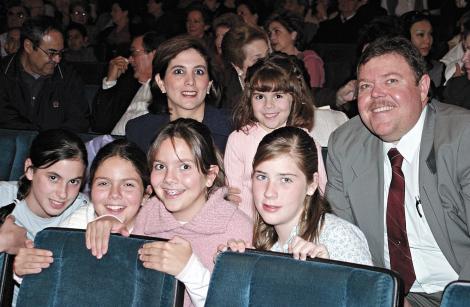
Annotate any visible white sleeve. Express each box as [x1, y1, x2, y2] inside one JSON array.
[[175, 253, 211, 307], [102, 77, 117, 89]]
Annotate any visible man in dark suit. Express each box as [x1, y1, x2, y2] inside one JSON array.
[[326, 37, 470, 306]]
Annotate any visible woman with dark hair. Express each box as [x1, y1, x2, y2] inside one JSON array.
[[266, 11, 325, 88], [220, 24, 269, 109], [126, 35, 232, 153], [401, 11, 444, 87]]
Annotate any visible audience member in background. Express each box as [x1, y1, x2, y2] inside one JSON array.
[[97, 0, 132, 60], [440, 11, 470, 85], [401, 11, 444, 88], [185, 3, 214, 52], [222, 127, 372, 265], [126, 35, 231, 153], [326, 37, 470, 307], [14, 139, 150, 279], [22, 0, 45, 17], [87, 118, 252, 307], [69, 0, 97, 44], [281, 0, 319, 43], [143, 0, 185, 38], [63, 23, 97, 62], [220, 24, 269, 109], [236, 1, 261, 28], [3, 27, 22, 56], [266, 11, 325, 88], [224, 53, 327, 219], [313, 0, 363, 43], [204, 0, 234, 17], [92, 31, 163, 135], [211, 12, 243, 67], [1, 3, 29, 57], [443, 20, 470, 109], [0, 17, 90, 132]]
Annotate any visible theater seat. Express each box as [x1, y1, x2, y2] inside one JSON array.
[[440, 281, 470, 307], [0, 253, 14, 306], [205, 249, 399, 307], [16, 228, 184, 307]]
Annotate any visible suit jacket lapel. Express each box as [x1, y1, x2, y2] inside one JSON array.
[[419, 102, 455, 264], [348, 135, 385, 266]]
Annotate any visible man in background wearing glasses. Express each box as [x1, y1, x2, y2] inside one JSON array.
[[0, 16, 90, 132]]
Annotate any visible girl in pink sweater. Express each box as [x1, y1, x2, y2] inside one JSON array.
[[86, 118, 252, 307], [224, 52, 327, 219]]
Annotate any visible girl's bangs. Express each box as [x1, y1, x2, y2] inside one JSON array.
[[251, 68, 291, 93]]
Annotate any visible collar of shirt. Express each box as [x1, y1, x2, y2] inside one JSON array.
[[271, 225, 299, 253]]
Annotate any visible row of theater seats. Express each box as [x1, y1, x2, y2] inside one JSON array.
[[1, 227, 468, 307]]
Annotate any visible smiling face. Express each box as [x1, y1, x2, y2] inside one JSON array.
[[25, 158, 85, 218], [156, 48, 211, 119], [91, 156, 144, 223], [186, 10, 208, 38], [357, 53, 430, 143], [252, 90, 293, 132], [23, 30, 64, 76], [150, 137, 216, 222], [252, 155, 317, 236], [268, 21, 296, 53], [410, 20, 433, 57]]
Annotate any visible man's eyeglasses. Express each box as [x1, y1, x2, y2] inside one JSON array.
[[72, 11, 87, 17], [129, 49, 147, 57], [7, 11, 25, 19], [36, 45, 66, 59]]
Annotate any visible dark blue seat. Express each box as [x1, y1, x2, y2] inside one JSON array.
[[205, 249, 399, 307], [16, 228, 184, 307], [440, 281, 470, 307]]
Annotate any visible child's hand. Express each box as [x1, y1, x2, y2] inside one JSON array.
[[218, 239, 250, 254], [225, 187, 242, 204], [85, 216, 129, 259], [14, 240, 53, 276], [138, 236, 192, 276], [288, 236, 329, 261], [0, 215, 28, 255]]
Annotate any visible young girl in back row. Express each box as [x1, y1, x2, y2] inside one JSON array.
[[224, 127, 372, 265], [86, 118, 252, 307], [224, 52, 327, 218]]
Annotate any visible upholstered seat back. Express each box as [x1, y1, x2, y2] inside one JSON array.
[[17, 228, 183, 307], [205, 250, 398, 307], [440, 281, 470, 307]]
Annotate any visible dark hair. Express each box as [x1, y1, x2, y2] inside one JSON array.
[[185, 3, 212, 27], [462, 20, 470, 41], [148, 35, 221, 114], [212, 12, 244, 32], [69, 0, 90, 15], [233, 52, 314, 131], [66, 22, 87, 37], [236, 0, 259, 16], [221, 24, 268, 68], [357, 15, 404, 54], [141, 31, 165, 52], [265, 11, 305, 49], [89, 139, 149, 190], [20, 16, 63, 51], [17, 129, 88, 200], [252, 126, 331, 250], [400, 10, 432, 41], [148, 118, 225, 196], [357, 36, 427, 84]]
